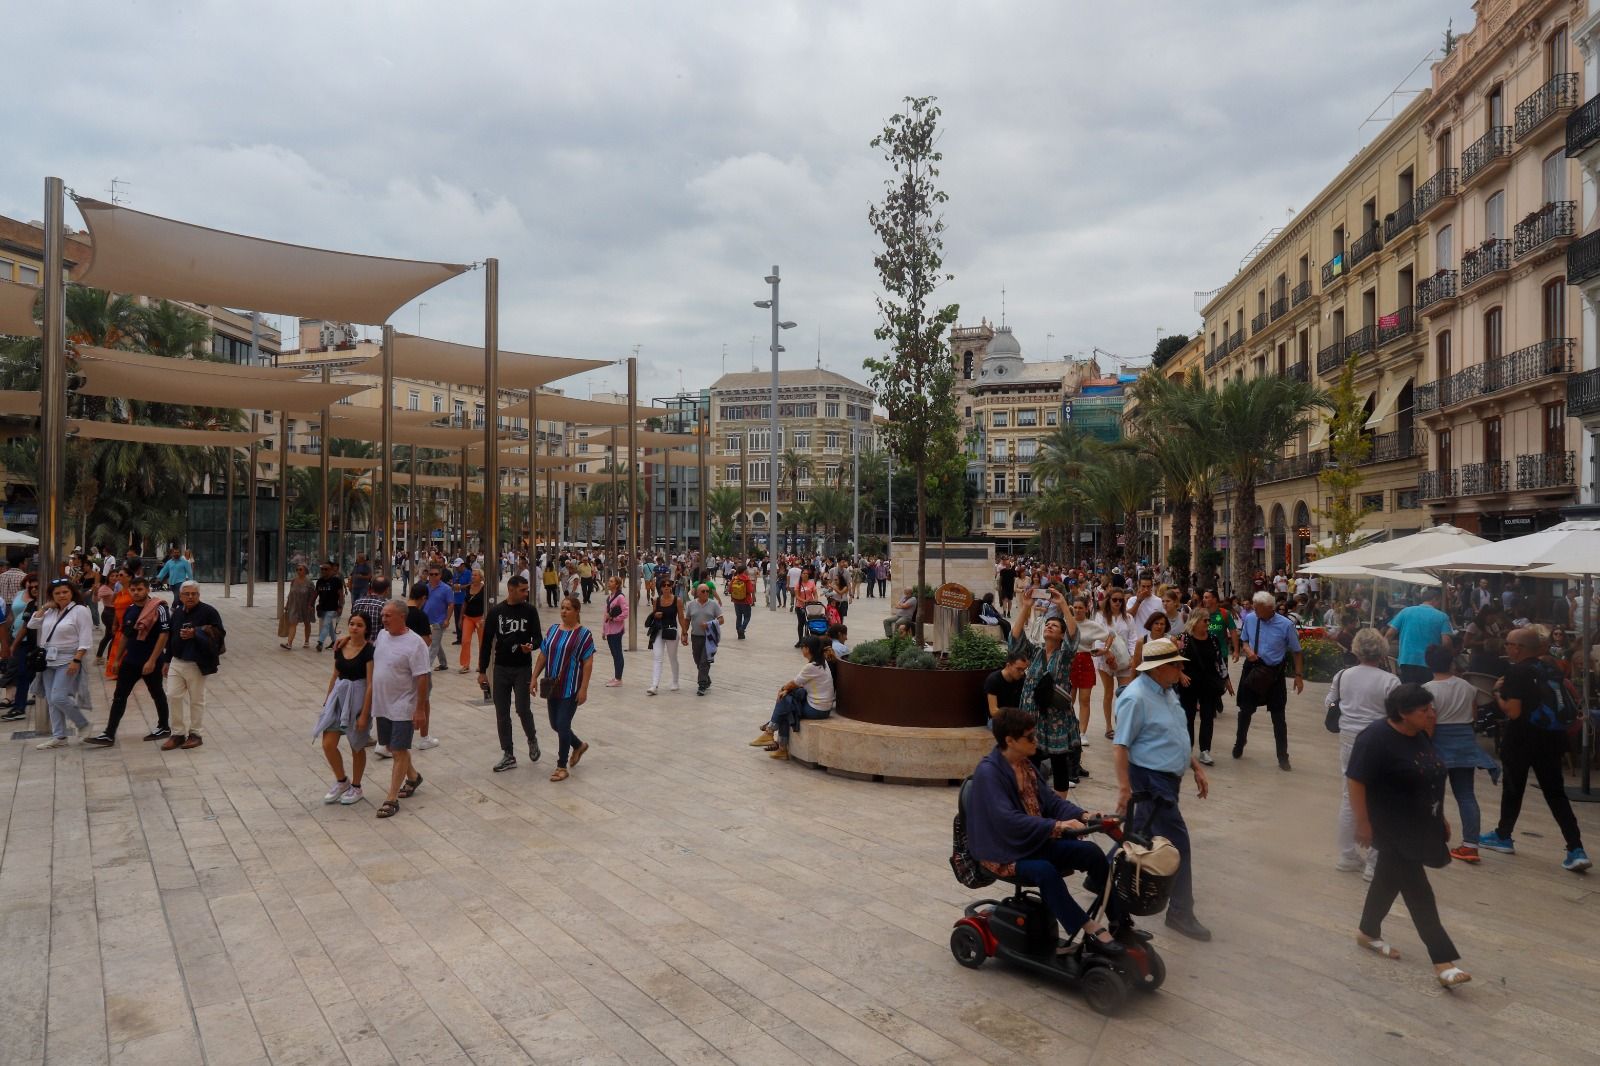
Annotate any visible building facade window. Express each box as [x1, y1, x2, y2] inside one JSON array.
[[1017, 409, 1037, 427], [991, 439, 1007, 460], [991, 411, 1009, 428], [792, 430, 809, 449], [407, 390, 420, 411], [1017, 471, 1033, 495], [992, 472, 1006, 495], [825, 431, 839, 450], [1017, 439, 1037, 460], [1483, 307, 1503, 362], [991, 508, 1007, 528], [1045, 409, 1058, 426]]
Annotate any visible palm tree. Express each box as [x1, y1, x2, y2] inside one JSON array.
[[137, 299, 213, 359], [66, 287, 139, 349], [780, 448, 813, 553], [1022, 487, 1075, 565], [1211, 374, 1326, 596], [1033, 424, 1101, 565], [808, 486, 852, 552], [1125, 367, 1219, 588], [705, 484, 741, 538]]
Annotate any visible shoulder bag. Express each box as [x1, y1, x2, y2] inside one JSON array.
[[28, 609, 70, 673], [1324, 668, 1345, 733], [1239, 616, 1283, 700]]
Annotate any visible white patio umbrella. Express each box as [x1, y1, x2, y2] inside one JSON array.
[[1298, 525, 1490, 627], [0, 527, 39, 546], [1400, 520, 1600, 799]]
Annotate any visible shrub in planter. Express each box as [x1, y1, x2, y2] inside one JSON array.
[[948, 627, 1006, 672], [895, 647, 937, 670], [1301, 636, 1345, 683]]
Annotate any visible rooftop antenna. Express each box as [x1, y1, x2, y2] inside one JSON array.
[[1001, 287, 1007, 328], [721, 342, 727, 378], [1046, 332, 1054, 359], [750, 334, 757, 371], [816, 325, 822, 369], [108, 177, 130, 205]]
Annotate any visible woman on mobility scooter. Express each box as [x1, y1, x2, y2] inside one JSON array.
[[965, 706, 1126, 956]]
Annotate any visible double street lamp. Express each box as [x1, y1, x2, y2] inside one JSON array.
[[754, 266, 797, 611]]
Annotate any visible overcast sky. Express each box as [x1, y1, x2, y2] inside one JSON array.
[[7, 0, 1465, 402]]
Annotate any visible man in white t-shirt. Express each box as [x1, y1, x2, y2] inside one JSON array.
[[372, 598, 431, 819], [787, 562, 801, 607], [1129, 574, 1163, 630]]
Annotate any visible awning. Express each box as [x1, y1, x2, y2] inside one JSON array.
[[579, 426, 702, 449], [75, 346, 369, 412], [74, 199, 470, 325], [1363, 377, 1409, 429], [376, 334, 612, 391], [1307, 416, 1329, 451], [68, 419, 272, 447], [0, 390, 40, 416], [496, 391, 632, 425], [0, 281, 39, 337]]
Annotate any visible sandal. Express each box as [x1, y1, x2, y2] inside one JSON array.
[[398, 774, 423, 798], [549, 768, 569, 782], [279, 642, 292, 650], [376, 800, 400, 818], [1104, 730, 1115, 740], [568, 741, 589, 768], [1357, 935, 1401, 960], [1435, 966, 1471, 988]]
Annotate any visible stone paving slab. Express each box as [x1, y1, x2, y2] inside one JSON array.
[[1, 583, 1597, 1065]]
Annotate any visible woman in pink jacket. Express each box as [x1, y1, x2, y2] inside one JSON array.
[[601, 575, 629, 687]]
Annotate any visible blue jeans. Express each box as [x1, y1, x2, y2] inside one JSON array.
[[606, 632, 624, 680], [1013, 838, 1114, 937], [42, 664, 90, 739], [318, 611, 338, 647], [1127, 764, 1195, 918], [734, 602, 751, 637], [1447, 767, 1479, 845], [772, 689, 830, 744], [546, 695, 582, 768]]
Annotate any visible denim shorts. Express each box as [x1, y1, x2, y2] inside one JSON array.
[[376, 717, 414, 750]]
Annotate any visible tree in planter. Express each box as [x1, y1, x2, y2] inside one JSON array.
[[1316, 353, 1373, 557], [864, 95, 961, 637]]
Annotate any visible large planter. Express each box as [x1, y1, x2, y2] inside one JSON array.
[[835, 658, 989, 729]]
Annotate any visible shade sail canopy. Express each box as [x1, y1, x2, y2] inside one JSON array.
[[0, 281, 39, 337], [75, 346, 368, 412], [0, 390, 40, 416], [74, 199, 470, 325], [580, 426, 702, 449], [262, 450, 383, 470], [321, 417, 480, 448], [68, 419, 271, 447], [1401, 520, 1600, 578], [544, 469, 613, 485], [1300, 524, 1486, 577], [346, 334, 612, 391], [460, 446, 591, 469], [497, 392, 632, 425], [1363, 376, 1410, 429], [633, 449, 704, 468]]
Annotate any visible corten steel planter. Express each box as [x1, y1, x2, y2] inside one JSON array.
[[834, 658, 989, 728]]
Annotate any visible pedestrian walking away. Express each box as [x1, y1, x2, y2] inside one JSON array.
[[161, 581, 225, 750], [531, 595, 595, 782], [729, 565, 755, 639], [84, 576, 172, 746], [685, 583, 724, 696], [314, 612, 375, 807], [1232, 591, 1303, 771], [1347, 683, 1472, 987], [478, 575, 543, 772], [1423, 643, 1499, 865], [1327, 629, 1399, 878], [1385, 586, 1455, 686], [371, 598, 431, 818]]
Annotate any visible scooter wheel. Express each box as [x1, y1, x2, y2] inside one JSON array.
[[1081, 967, 1129, 1015], [1134, 948, 1166, 992], [950, 925, 986, 969]]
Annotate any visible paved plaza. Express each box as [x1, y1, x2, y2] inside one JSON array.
[[2, 585, 1598, 1066]]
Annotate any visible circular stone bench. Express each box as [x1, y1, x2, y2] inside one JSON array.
[[786, 715, 992, 785]]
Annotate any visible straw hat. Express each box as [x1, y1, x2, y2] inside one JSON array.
[[1135, 637, 1187, 672]]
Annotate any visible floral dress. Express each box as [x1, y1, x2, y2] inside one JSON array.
[[1009, 629, 1079, 756]]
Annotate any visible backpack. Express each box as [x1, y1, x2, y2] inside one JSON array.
[[730, 576, 749, 601], [1527, 660, 1578, 732]]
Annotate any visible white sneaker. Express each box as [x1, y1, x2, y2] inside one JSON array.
[[1334, 856, 1364, 872], [670, 684, 680, 691], [36, 737, 67, 750], [323, 781, 350, 804], [1363, 856, 1378, 883], [646, 687, 657, 696], [415, 736, 439, 750], [339, 785, 363, 805], [1198, 750, 1214, 766], [373, 746, 393, 760]]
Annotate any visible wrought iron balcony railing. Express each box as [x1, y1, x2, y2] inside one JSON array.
[[1461, 239, 1512, 289], [1436, 338, 1574, 408], [1516, 450, 1575, 490], [1376, 306, 1414, 347], [1317, 339, 1347, 376], [1461, 126, 1513, 184], [1567, 93, 1600, 158], [1228, 329, 1244, 352], [1270, 296, 1289, 321], [1251, 311, 1269, 335], [1570, 229, 1600, 287], [1515, 73, 1580, 140], [1348, 227, 1382, 269], [1416, 381, 1438, 413], [1513, 201, 1576, 259], [1414, 169, 1459, 217], [1419, 468, 1456, 500], [1345, 324, 1376, 360], [1383, 198, 1417, 242], [1366, 427, 1421, 465], [1291, 279, 1312, 306], [1417, 270, 1458, 312], [1283, 361, 1309, 383], [1568, 366, 1600, 419], [1460, 460, 1510, 495], [1322, 255, 1347, 288]]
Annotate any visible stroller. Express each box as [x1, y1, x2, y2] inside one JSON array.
[[803, 602, 829, 636]]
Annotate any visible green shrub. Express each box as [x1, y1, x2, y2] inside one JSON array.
[[1301, 636, 1345, 683], [948, 626, 1006, 672], [849, 639, 896, 667], [895, 647, 937, 670]]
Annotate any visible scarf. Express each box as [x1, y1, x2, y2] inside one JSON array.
[[134, 598, 164, 641]]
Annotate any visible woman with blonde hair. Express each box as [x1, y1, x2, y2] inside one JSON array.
[[1328, 627, 1399, 879]]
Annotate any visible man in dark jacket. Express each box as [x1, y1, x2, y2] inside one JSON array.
[[161, 581, 225, 750], [477, 575, 543, 772], [967, 707, 1125, 953]]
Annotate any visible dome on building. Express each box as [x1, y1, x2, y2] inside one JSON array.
[[979, 325, 1023, 381]]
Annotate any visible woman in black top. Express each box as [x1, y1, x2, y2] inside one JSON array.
[[1177, 613, 1231, 765], [316, 613, 375, 807], [1347, 683, 1470, 988], [646, 585, 686, 695], [458, 569, 486, 673]]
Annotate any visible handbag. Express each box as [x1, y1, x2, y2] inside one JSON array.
[[538, 676, 555, 699], [1324, 669, 1345, 733], [28, 610, 69, 672], [1239, 617, 1283, 700]]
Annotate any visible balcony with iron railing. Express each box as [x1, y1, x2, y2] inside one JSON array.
[[1516, 450, 1575, 491], [1365, 427, 1422, 465], [1414, 168, 1459, 221], [1461, 126, 1513, 186], [1567, 93, 1600, 158], [1436, 338, 1574, 408], [1251, 311, 1269, 335], [1228, 329, 1244, 352], [1514, 73, 1580, 141], [1568, 366, 1600, 420], [1570, 229, 1600, 287], [1461, 239, 1512, 289], [1291, 279, 1312, 306], [1376, 306, 1415, 348], [1417, 270, 1458, 315], [1317, 338, 1347, 376], [1460, 460, 1510, 495], [1270, 295, 1289, 321], [1348, 226, 1382, 270], [1419, 468, 1456, 500], [1283, 361, 1309, 383], [1513, 201, 1576, 260], [1261, 449, 1327, 484], [1204, 346, 1221, 370], [1416, 381, 1438, 413], [1383, 198, 1417, 242], [1321, 254, 1348, 288], [1344, 324, 1376, 361]]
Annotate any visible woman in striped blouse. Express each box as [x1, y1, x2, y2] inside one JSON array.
[[531, 594, 595, 782]]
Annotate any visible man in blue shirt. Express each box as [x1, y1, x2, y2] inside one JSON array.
[[1386, 586, 1454, 685], [423, 565, 453, 671], [153, 549, 192, 592], [1114, 636, 1211, 942], [1232, 591, 1303, 771]]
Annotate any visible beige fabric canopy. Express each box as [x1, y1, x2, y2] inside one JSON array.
[[496, 392, 632, 425], [634, 449, 704, 468], [544, 469, 614, 485], [74, 199, 470, 325], [0, 281, 39, 337], [386, 334, 612, 391], [579, 426, 701, 449], [319, 412, 480, 448], [0, 390, 40, 416], [460, 445, 590, 469], [76, 346, 368, 412], [68, 419, 271, 447], [261, 450, 383, 470]]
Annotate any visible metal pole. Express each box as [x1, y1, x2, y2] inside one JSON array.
[[699, 404, 708, 555], [627, 357, 638, 651], [739, 430, 748, 556], [887, 449, 893, 559], [408, 446, 418, 576], [482, 257, 500, 604], [276, 410, 288, 622], [223, 446, 233, 597], [37, 177, 66, 592], [380, 325, 395, 573], [852, 442, 859, 562], [767, 265, 781, 611], [247, 413, 258, 607], [527, 389, 536, 564], [319, 366, 330, 564]]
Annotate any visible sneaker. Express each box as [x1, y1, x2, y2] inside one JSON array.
[[669, 684, 679, 692], [373, 745, 393, 760], [1231, 744, 1243, 759], [1163, 912, 1212, 942], [82, 733, 115, 747], [1362, 858, 1377, 883], [528, 741, 541, 763], [1278, 757, 1292, 772], [769, 747, 790, 760], [749, 731, 775, 747], [35, 737, 67, 750], [432, 665, 446, 672], [1449, 845, 1481, 864], [1334, 856, 1364, 872], [181, 734, 203, 749], [323, 781, 350, 804], [0, 709, 23, 722], [645, 687, 657, 696], [339, 785, 364, 805], [415, 736, 439, 750], [143, 728, 172, 741], [316, 642, 323, 653], [1198, 750, 1214, 766], [604, 679, 622, 687], [493, 752, 517, 773], [1477, 830, 1515, 854], [1563, 848, 1592, 873]]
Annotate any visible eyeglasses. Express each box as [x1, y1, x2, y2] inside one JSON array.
[[1020, 731, 1039, 743]]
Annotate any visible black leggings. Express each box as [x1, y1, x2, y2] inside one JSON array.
[[1179, 687, 1220, 752], [97, 608, 117, 658], [1360, 849, 1458, 964]]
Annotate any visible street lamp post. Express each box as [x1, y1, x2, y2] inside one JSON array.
[[754, 267, 796, 611]]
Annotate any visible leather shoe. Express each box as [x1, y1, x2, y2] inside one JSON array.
[[1083, 934, 1126, 957], [1165, 912, 1212, 942], [160, 735, 183, 751], [1230, 744, 1243, 759], [1278, 756, 1292, 771]]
